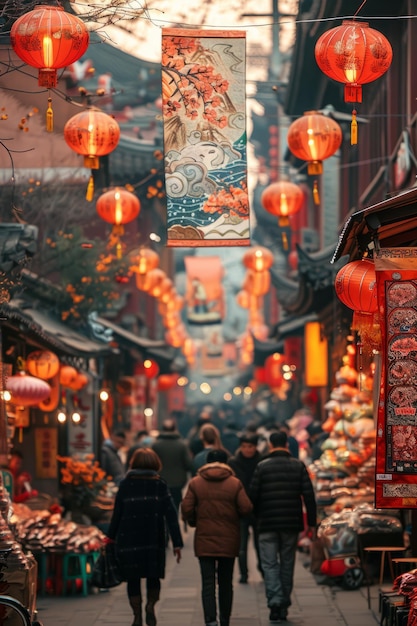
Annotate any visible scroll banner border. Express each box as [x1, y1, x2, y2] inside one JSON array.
[[375, 247, 417, 508], [162, 28, 250, 247]]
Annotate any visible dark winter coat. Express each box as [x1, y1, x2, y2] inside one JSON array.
[[249, 449, 317, 534], [228, 450, 263, 493], [181, 462, 253, 558], [152, 432, 193, 488], [100, 441, 125, 485], [107, 469, 183, 579]]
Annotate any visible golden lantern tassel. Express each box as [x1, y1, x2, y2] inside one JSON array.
[[351, 109, 358, 145], [281, 231, 289, 251], [86, 174, 94, 201], [116, 240, 122, 259], [313, 180, 320, 205], [46, 97, 53, 132], [18, 427, 23, 443]]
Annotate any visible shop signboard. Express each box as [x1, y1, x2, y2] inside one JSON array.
[[375, 247, 417, 507], [68, 384, 94, 457]]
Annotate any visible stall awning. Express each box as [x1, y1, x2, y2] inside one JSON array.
[[332, 186, 417, 262]]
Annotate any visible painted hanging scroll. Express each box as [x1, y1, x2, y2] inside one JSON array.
[[162, 28, 250, 247], [375, 248, 417, 508]]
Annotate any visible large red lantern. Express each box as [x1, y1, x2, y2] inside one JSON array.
[[10, 6, 89, 89], [261, 181, 304, 227], [64, 109, 120, 169], [334, 259, 377, 313], [242, 246, 274, 272], [6, 371, 51, 406], [315, 20, 393, 105], [287, 111, 342, 175]]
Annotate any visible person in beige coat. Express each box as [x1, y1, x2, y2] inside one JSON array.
[[181, 449, 253, 626]]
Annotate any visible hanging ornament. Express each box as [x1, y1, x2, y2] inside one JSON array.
[[130, 248, 160, 275], [11, 5, 89, 132], [26, 350, 60, 380], [96, 187, 141, 259], [287, 111, 342, 175], [6, 371, 51, 407], [261, 181, 304, 249], [242, 246, 274, 272], [64, 109, 120, 200], [315, 20, 392, 143]]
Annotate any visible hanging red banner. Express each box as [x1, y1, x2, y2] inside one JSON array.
[[162, 28, 250, 247], [375, 248, 417, 508]]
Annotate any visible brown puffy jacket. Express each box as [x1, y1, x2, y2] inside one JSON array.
[[181, 462, 253, 558]]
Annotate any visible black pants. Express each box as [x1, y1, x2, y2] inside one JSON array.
[[238, 517, 261, 579], [198, 556, 235, 626], [127, 577, 160, 599]]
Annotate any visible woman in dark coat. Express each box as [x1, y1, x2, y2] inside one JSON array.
[[107, 448, 183, 626]]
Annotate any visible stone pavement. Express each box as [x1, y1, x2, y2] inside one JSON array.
[[34, 526, 384, 626]]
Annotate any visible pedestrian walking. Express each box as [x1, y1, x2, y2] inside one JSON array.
[[152, 418, 193, 512], [228, 432, 263, 583], [249, 430, 317, 623], [192, 423, 230, 475], [107, 447, 183, 626], [181, 449, 253, 626], [100, 429, 126, 486]]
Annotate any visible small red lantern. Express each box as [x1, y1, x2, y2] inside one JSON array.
[[131, 248, 159, 275], [243, 246, 274, 272], [59, 365, 79, 388], [64, 109, 120, 170], [334, 259, 377, 313], [287, 111, 342, 175], [137, 359, 160, 379], [264, 352, 285, 388], [315, 20, 392, 105], [157, 373, 179, 391], [96, 187, 140, 258], [11, 6, 90, 89], [6, 371, 51, 406], [261, 181, 304, 228], [26, 350, 60, 380]]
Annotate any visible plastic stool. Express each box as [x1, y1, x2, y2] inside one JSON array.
[[62, 553, 92, 596]]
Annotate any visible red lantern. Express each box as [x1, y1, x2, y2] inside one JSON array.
[[96, 188, 140, 226], [264, 353, 285, 388], [334, 259, 377, 313], [243, 246, 274, 272], [261, 181, 304, 228], [59, 365, 79, 388], [64, 109, 120, 170], [157, 373, 179, 391], [6, 371, 51, 406], [315, 20, 393, 104], [68, 372, 89, 391], [131, 248, 159, 275], [137, 359, 160, 379], [254, 366, 267, 384], [10, 6, 89, 88], [244, 269, 271, 296], [287, 111, 343, 175], [26, 350, 60, 379]]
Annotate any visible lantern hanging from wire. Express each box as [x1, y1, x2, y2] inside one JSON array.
[[242, 246, 274, 272], [131, 248, 160, 275], [96, 187, 141, 258], [10, 5, 89, 132], [261, 181, 304, 249], [26, 349, 60, 380], [315, 21, 392, 145], [64, 109, 120, 200], [287, 111, 342, 175], [264, 352, 285, 389], [335, 259, 381, 350], [6, 371, 51, 407]]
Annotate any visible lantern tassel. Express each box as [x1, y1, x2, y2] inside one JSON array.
[[46, 97, 53, 132], [313, 180, 320, 205], [86, 174, 94, 202], [281, 231, 289, 251], [351, 109, 358, 145]]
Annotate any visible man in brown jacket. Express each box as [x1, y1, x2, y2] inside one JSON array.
[[181, 449, 253, 626]]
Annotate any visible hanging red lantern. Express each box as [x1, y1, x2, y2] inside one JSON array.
[[315, 20, 392, 105], [26, 350, 60, 380], [157, 373, 179, 391], [287, 111, 342, 175], [335, 259, 380, 348], [11, 6, 89, 89], [59, 365, 79, 388], [96, 187, 140, 258], [334, 259, 378, 313], [261, 181, 304, 228], [68, 372, 89, 391], [264, 352, 285, 388], [64, 109, 120, 200], [244, 269, 271, 296], [254, 366, 267, 384], [6, 371, 51, 407], [243, 246, 274, 272], [131, 248, 160, 275], [137, 359, 160, 379]]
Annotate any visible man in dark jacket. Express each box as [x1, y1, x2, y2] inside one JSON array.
[[249, 430, 317, 623], [228, 432, 263, 583], [100, 430, 126, 486], [152, 418, 193, 512]]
